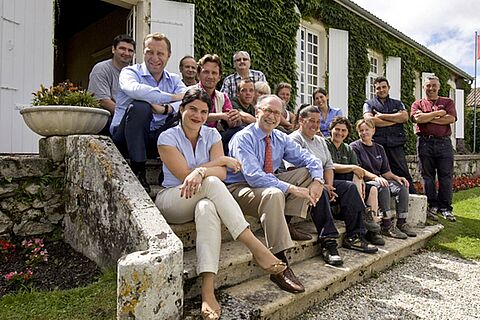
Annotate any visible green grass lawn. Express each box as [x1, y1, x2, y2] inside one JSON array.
[[426, 187, 480, 260], [0, 272, 116, 320], [1, 188, 479, 319]]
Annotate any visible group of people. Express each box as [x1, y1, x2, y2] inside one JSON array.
[[87, 32, 457, 320]]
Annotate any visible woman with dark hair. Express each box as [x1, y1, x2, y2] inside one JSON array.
[[155, 88, 286, 320], [350, 119, 417, 240], [325, 116, 384, 245], [274, 82, 296, 132], [288, 105, 377, 266], [313, 88, 343, 137]]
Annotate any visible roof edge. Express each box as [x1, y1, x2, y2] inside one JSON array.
[[334, 0, 474, 81]]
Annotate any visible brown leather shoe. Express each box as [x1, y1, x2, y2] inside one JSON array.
[[270, 267, 305, 293], [288, 224, 312, 241]]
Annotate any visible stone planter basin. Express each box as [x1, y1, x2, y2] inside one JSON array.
[[20, 106, 110, 136]]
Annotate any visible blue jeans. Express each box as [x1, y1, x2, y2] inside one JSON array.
[[417, 136, 454, 211]]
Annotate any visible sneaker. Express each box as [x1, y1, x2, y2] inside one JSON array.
[[362, 208, 381, 232], [343, 234, 378, 254], [426, 206, 439, 221], [397, 223, 417, 237], [320, 239, 343, 266], [381, 224, 408, 239], [365, 231, 385, 246], [440, 209, 456, 222], [135, 171, 151, 194]]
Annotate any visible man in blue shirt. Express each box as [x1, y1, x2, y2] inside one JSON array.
[[363, 76, 416, 193], [110, 33, 186, 193], [226, 95, 324, 294]]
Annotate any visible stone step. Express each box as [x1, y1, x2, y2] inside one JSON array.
[[183, 224, 443, 320], [182, 220, 346, 299]]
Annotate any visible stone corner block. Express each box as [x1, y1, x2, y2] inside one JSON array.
[[407, 194, 427, 227], [117, 248, 183, 320]]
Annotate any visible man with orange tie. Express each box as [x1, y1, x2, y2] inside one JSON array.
[[225, 95, 324, 294]]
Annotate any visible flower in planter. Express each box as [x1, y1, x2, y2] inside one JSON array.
[[32, 81, 99, 108]]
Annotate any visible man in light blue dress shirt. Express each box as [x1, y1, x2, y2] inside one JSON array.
[[226, 95, 324, 294], [110, 32, 186, 193]]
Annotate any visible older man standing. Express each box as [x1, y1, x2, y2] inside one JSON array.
[[226, 95, 325, 293], [221, 51, 266, 98], [179, 55, 197, 86], [111, 32, 186, 193], [363, 76, 416, 193], [411, 75, 457, 222], [88, 34, 136, 134]]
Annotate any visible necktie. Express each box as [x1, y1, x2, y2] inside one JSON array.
[[264, 135, 273, 173]]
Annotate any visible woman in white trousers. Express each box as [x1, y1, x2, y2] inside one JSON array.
[[155, 88, 285, 320]]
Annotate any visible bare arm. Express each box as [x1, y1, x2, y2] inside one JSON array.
[[412, 110, 446, 123], [364, 111, 408, 127], [238, 111, 256, 124], [99, 99, 116, 114], [430, 114, 456, 125], [158, 142, 229, 182], [381, 170, 409, 187]]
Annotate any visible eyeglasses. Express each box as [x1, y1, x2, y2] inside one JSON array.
[[235, 57, 249, 62], [260, 107, 282, 117]]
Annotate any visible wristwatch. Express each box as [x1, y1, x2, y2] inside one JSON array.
[[162, 104, 170, 115], [313, 177, 325, 184]]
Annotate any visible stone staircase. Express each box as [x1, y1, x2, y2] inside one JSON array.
[[145, 160, 443, 320]]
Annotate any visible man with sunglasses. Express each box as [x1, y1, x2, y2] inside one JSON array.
[[225, 95, 324, 294], [221, 51, 266, 98]]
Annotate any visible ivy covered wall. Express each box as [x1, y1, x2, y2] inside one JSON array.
[[178, 0, 471, 153], [178, 0, 300, 91]]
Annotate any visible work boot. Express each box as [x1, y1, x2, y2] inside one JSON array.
[[365, 230, 385, 246], [362, 207, 381, 232]]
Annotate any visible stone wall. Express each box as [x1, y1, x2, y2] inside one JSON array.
[[406, 154, 480, 181], [53, 135, 184, 320], [0, 156, 64, 239]]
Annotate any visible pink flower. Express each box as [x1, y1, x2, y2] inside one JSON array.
[[4, 271, 17, 281]]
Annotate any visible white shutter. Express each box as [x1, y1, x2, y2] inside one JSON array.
[[0, 0, 53, 153], [150, 0, 194, 75], [328, 28, 348, 116], [455, 89, 464, 139], [386, 56, 401, 100], [421, 72, 435, 99]]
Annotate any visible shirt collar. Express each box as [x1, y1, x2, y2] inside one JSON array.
[[140, 62, 170, 81]]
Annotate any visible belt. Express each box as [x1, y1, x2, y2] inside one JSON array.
[[418, 135, 450, 140]]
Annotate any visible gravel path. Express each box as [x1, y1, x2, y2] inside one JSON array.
[[298, 250, 480, 320]]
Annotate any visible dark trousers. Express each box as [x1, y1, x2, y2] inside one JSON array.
[[221, 125, 245, 155], [331, 180, 366, 237], [112, 100, 176, 163], [417, 136, 454, 211], [310, 188, 339, 239], [310, 181, 366, 239], [384, 145, 416, 194]]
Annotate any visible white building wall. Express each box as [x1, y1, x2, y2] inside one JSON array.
[[0, 0, 53, 153], [328, 28, 349, 116]]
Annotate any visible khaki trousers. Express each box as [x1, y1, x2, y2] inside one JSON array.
[[227, 167, 312, 254], [155, 176, 249, 275]]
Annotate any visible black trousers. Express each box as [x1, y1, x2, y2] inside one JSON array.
[[310, 180, 366, 239], [383, 145, 416, 194], [112, 100, 177, 163], [330, 180, 366, 237], [417, 136, 454, 211]]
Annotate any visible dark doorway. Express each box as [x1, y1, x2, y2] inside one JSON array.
[[54, 0, 130, 88]]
